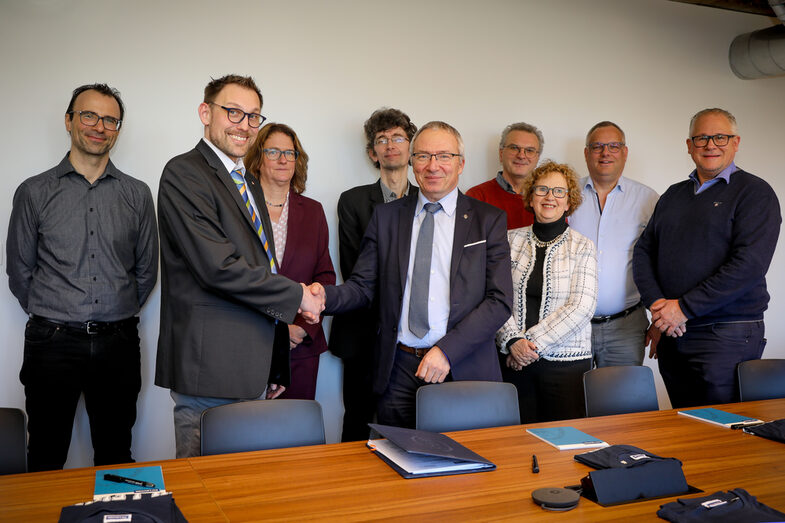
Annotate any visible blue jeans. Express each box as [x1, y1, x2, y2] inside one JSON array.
[[20, 316, 141, 471], [591, 305, 648, 367], [171, 390, 266, 458], [657, 320, 766, 408]]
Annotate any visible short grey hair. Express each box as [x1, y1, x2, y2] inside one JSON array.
[[689, 108, 738, 136], [499, 122, 544, 153], [585, 121, 626, 146], [410, 121, 465, 156]]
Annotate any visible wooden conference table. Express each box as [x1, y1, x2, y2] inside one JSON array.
[[1, 399, 784, 522]]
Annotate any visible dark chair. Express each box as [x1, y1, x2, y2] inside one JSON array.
[[200, 399, 325, 456], [583, 366, 659, 417], [415, 381, 520, 432], [738, 359, 785, 401], [0, 407, 27, 475]]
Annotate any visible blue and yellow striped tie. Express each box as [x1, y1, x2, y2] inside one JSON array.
[[230, 168, 277, 274]]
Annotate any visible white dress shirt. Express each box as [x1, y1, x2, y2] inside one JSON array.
[[397, 188, 458, 348]]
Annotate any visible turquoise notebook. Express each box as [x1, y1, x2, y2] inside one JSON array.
[[93, 465, 165, 500], [677, 408, 761, 428], [526, 426, 609, 450]]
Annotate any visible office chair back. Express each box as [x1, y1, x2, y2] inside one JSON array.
[[416, 381, 520, 432], [738, 359, 785, 401], [201, 399, 325, 456], [0, 407, 27, 475], [583, 366, 659, 417]]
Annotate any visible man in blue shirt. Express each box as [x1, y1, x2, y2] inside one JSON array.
[[570, 121, 659, 367], [633, 108, 781, 408]]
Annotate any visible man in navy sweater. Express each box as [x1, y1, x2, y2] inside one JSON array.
[[633, 108, 780, 408]]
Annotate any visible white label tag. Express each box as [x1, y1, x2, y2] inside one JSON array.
[[630, 454, 649, 460], [103, 515, 132, 522], [701, 499, 727, 509]]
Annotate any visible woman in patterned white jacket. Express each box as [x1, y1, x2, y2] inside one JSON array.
[[496, 160, 597, 423]]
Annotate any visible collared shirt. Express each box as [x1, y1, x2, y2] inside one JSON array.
[[397, 188, 458, 348], [202, 138, 261, 214], [6, 153, 158, 322], [495, 171, 517, 194], [689, 161, 737, 194], [569, 176, 658, 316], [380, 179, 412, 203]]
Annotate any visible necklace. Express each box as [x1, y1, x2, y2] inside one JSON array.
[[265, 200, 285, 208], [532, 231, 565, 248]]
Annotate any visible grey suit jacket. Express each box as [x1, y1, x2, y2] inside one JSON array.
[[155, 140, 302, 399]]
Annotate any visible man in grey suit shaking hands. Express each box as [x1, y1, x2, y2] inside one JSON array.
[[155, 75, 324, 457]]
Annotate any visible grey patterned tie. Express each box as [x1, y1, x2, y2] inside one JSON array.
[[408, 202, 442, 338]]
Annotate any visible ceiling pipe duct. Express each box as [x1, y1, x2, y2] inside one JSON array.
[[729, 0, 785, 79]]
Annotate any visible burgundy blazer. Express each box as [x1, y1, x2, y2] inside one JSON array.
[[279, 190, 336, 360]]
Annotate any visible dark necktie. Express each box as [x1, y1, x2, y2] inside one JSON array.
[[408, 202, 442, 338]]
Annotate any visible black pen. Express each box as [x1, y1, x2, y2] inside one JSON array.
[[532, 454, 539, 473], [103, 473, 156, 489]]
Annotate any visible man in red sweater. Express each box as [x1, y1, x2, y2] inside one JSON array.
[[466, 122, 542, 229]]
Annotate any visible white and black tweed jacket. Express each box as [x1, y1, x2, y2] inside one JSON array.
[[496, 226, 597, 361]]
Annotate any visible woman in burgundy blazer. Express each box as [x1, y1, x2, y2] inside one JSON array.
[[246, 123, 336, 399]]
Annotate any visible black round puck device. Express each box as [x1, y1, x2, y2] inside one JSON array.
[[531, 487, 580, 511]]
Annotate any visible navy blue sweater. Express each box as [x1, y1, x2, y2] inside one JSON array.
[[633, 169, 780, 325]]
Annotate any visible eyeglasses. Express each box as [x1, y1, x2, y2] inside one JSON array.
[[690, 134, 735, 148], [532, 185, 568, 198], [263, 148, 299, 162], [210, 103, 266, 128], [411, 152, 463, 164], [374, 135, 409, 146], [503, 144, 539, 158], [588, 142, 624, 154], [67, 110, 122, 131]]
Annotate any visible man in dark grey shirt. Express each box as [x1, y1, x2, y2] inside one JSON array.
[[6, 83, 158, 471]]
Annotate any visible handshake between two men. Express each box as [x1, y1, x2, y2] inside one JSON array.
[[295, 282, 450, 385]]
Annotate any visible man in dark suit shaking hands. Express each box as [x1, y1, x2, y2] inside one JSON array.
[[155, 75, 324, 457], [320, 121, 513, 428]]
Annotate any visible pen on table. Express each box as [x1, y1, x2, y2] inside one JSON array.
[[730, 421, 765, 430], [532, 454, 539, 474], [103, 473, 156, 489]]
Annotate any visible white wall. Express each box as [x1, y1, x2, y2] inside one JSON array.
[[1, 0, 783, 468]]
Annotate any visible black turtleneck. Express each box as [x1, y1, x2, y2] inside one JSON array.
[[525, 215, 569, 330]]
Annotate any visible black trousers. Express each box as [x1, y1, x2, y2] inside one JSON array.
[[20, 316, 141, 471], [657, 320, 765, 408], [376, 349, 454, 429], [500, 353, 591, 423], [340, 349, 378, 442]]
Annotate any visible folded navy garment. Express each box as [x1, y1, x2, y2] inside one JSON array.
[[657, 488, 785, 522], [575, 444, 682, 470], [58, 492, 188, 523], [744, 418, 785, 443], [576, 445, 691, 506]]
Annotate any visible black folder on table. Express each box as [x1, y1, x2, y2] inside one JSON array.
[[366, 423, 495, 479]]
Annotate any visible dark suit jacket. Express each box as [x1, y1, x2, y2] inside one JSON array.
[[325, 190, 513, 395], [329, 180, 418, 359], [278, 190, 336, 360], [155, 140, 302, 399]]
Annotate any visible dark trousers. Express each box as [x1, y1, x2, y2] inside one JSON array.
[[657, 320, 766, 409], [501, 353, 591, 423], [20, 317, 141, 471], [377, 349, 452, 429], [340, 349, 378, 441]]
